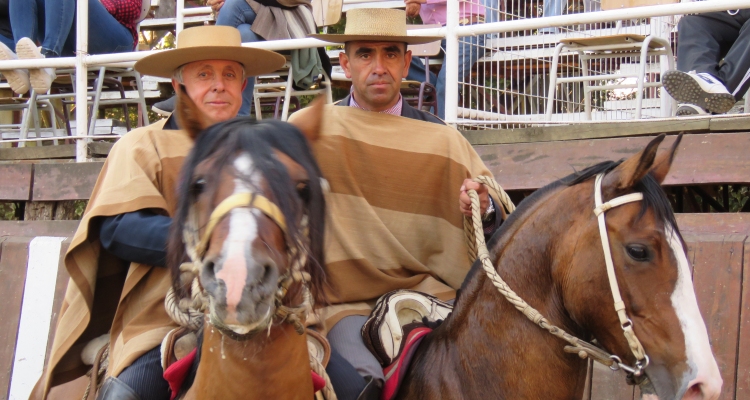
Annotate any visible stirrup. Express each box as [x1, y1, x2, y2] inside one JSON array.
[[95, 377, 142, 400]]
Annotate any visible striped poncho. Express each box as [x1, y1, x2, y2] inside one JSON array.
[[290, 105, 498, 331], [40, 119, 189, 397]]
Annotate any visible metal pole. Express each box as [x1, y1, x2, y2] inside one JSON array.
[[176, 0, 185, 36], [444, 0, 459, 125], [452, 0, 750, 37], [75, 0, 89, 162]]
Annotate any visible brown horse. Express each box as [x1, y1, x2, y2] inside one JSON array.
[[394, 135, 722, 400], [165, 100, 327, 399]]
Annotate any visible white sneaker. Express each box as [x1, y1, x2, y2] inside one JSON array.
[[0, 41, 29, 94], [663, 70, 736, 114], [675, 103, 708, 117], [16, 37, 56, 93]]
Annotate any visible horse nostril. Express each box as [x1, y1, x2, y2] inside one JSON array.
[[684, 379, 721, 400], [261, 261, 275, 285]]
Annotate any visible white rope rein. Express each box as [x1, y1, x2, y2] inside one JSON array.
[[465, 174, 648, 376]]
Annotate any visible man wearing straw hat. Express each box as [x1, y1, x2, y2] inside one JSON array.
[[295, 8, 502, 400], [33, 25, 284, 400]]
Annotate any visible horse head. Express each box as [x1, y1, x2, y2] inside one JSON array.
[[556, 135, 722, 399], [168, 96, 327, 339]]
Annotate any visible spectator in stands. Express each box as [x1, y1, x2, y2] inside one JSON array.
[[0, 0, 23, 92], [0, 0, 13, 50], [0, 0, 140, 95], [662, 9, 750, 115], [404, 0, 485, 119], [153, 0, 330, 117], [538, 0, 599, 34]]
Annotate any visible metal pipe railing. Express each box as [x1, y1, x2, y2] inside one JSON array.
[[75, 0, 89, 161]]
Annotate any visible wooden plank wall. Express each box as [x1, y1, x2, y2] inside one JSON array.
[[0, 234, 73, 399], [0, 215, 747, 398], [586, 214, 750, 400]]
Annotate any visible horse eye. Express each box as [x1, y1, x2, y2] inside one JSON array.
[[191, 178, 206, 196], [626, 244, 650, 262], [296, 181, 311, 202]]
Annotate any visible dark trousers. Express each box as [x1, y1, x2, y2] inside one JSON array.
[[117, 346, 171, 400], [677, 10, 750, 100]]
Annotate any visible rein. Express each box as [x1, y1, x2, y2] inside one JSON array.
[[465, 173, 649, 382], [166, 191, 311, 339]]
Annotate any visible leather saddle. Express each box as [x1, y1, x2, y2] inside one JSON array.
[[361, 289, 452, 368]]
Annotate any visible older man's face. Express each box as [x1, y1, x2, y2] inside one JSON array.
[[173, 60, 246, 125], [340, 41, 411, 112]]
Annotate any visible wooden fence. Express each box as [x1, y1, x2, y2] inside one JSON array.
[[0, 130, 748, 398]]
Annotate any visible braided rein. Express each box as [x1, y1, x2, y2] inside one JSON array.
[[465, 174, 649, 380]]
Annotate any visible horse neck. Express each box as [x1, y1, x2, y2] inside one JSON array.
[[400, 187, 590, 400], [190, 322, 313, 399]]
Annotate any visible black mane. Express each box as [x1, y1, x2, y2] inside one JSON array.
[[167, 117, 327, 304], [460, 159, 678, 294]]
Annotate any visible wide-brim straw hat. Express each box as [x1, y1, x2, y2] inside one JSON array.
[[310, 8, 442, 45], [135, 26, 286, 78]]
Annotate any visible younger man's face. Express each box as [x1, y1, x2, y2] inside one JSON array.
[[340, 41, 411, 112]]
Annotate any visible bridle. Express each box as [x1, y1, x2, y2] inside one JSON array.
[[177, 190, 312, 339], [467, 172, 651, 383], [592, 173, 649, 377]]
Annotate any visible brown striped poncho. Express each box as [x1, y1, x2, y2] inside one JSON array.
[[289, 105, 497, 331], [40, 119, 190, 396]]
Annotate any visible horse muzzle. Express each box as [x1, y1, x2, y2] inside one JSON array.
[[641, 363, 722, 400], [201, 252, 280, 332]]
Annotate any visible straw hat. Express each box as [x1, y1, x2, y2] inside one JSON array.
[[310, 8, 442, 45], [135, 26, 286, 78]]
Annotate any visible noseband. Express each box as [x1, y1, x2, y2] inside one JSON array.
[[169, 190, 312, 339], [467, 172, 651, 384]]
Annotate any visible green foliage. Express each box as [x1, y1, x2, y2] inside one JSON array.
[[74, 200, 88, 219], [726, 185, 748, 212], [0, 202, 20, 220]]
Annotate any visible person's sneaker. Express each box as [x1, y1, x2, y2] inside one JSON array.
[[662, 70, 735, 114], [16, 37, 56, 93], [0, 42, 29, 94], [152, 95, 176, 116], [675, 103, 708, 116]]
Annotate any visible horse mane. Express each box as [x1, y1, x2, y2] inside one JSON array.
[[167, 117, 328, 305], [459, 159, 678, 295]]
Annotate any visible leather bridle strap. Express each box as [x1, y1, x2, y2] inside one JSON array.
[[593, 173, 649, 374], [195, 192, 287, 259]]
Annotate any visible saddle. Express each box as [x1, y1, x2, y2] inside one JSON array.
[[361, 290, 453, 400]]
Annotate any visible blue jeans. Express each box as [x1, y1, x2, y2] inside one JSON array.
[[540, 0, 601, 33], [483, 0, 499, 39], [9, 0, 133, 56], [216, 0, 265, 116], [407, 33, 485, 119], [0, 34, 13, 50]]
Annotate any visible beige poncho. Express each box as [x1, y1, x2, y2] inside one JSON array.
[[290, 105, 497, 331], [42, 119, 191, 395]]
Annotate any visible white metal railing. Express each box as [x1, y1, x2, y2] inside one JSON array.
[[0, 0, 747, 161]]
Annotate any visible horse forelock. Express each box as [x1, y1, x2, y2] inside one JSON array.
[[168, 117, 328, 306]]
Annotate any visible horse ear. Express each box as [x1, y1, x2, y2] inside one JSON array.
[[291, 95, 325, 143], [649, 133, 682, 184], [603, 134, 665, 190], [174, 83, 208, 139]]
